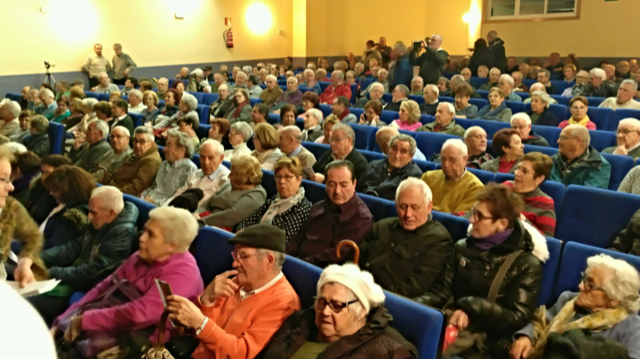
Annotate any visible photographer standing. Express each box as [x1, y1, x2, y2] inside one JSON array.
[[409, 34, 448, 86]]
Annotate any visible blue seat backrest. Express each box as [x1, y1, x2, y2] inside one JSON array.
[[531, 125, 561, 147], [540, 237, 563, 305], [414, 159, 436, 172], [494, 173, 565, 215], [190, 226, 235, 285], [601, 153, 634, 190], [358, 193, 397, 221], [301, 179, 327, 204], [453, 118, 471, 129], [130, 113, 144, 128], [249, 98, 262, 106], [610, 109, 640, 131], [196, 124, 211, 140], [523, 79, 536, 88], [420, 115, 435, 125], [5, 93, 21, 102], [379, 110, 398, 125], [439, 96, 454, 104], [549, 95, 570, 106], [474, 119, 510, 138], [48, 122, 65, 154], [192, 154, 200, 168], [588, 129, 616, 152], [556, 185, 640, 248], [409, 95, 425, 104], [360, 149, 384, 163], [259, 84, 267, 90], [279, 85, 287, 92], [97, 93, 110, 102], [550, 80, 573, 94], [302, 141, 330, 160], [319, 104, 332, 118], [196, 105, 210, 124], [349, 83, 357, 104], [85, 91, 100, 99], [350, 107, 364, 119], [347, 123, 377, 151], [123, 193, 155, 229], [282, 255, 322, 309], [524, 144, 558, 157], [553, 241, 640, 300], [382, 93, 393, 103], [267, 113, 281, 125], [415, 132, 458, 160], [277, 79, 287, 86], [586, 107, 613, 130], [476, 90, 489, 99], [469, 98, 488, 109], [524, 103, 568, 124], [504, 101, 524, 114], [318, 81, 330, 92], [357, 78, 374, 91], [187, 91, 206, 105], [584, 97, 604, 107], [202, 93, 219, 105], [261, 170, 277, 198], [469, 77, 488, 89], [432, 211, 469, 242], [468, 168, 495, 184], [515, 92, 530, 101]]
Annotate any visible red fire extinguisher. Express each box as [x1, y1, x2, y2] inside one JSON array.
[[224, 28, 234, 48]]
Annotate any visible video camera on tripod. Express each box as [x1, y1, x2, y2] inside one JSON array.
[[43, 61, 56, 86]]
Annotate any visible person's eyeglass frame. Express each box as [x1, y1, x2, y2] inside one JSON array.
[[580, 271, 606, 293], [470, 208, 494, 222], [313, 296, 358, 314], [231, 251, 257, 262]]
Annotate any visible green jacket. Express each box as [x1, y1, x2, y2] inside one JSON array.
[[550, 146, 611, 189], [416, 120, 465, 138], [41, 202, 139, 291]]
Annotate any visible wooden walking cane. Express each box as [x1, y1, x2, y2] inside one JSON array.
[[335, 240, 360, 264]]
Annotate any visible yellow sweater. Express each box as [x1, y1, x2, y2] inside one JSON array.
[[422, 170, 485, 213]]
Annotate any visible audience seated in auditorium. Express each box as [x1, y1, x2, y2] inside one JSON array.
[[551, 124, 611, 188], [609, 208, 640, 255], [417, 102, 465, 137], [454, 84, 479, 119], [478, 87, 513, 122], [559, 96, 596, 130], [424, 139, 484, 213], [477, 65, 490, 79], [362, 39, 383, 68], [237, 157, 312, 241], [280, 126, 317, 169], [482, 128, 524, 174], [599, 79, 640, 110], [410, 76, 425, 96], [479, 67, 501, 91], [94, 101, 113, 125], [329, 96, 355, 124], [437, 77, 450, 94], [564, 69, 590, 97], [186, 68, 212, 93], [90, 72, 119, 94], [499, 74, 523, 102], [177, 115, 200, 152], [51, 96, 70, 123], [579, 68, 617, 98], [223, 122, 252, 161], [10, 152, 40, 204], [248, 103, 268, 129], [69, 119, 112, 172], [41, 165, 95, 249], [384, 84, 410, 113], [312, 124, 368, 182], [526, 91, 558, 127], [389, 42, 412, 89], [603, 118, 640, 160], [300, 91, 321, 115], [357, 134, 422, 201], [419, 84, 439, 115], [279, 104, 297, 127], [513, 71, 528, 93], [142, 130, 196, 204], [468, 39, 493, 76], [247, 74, 263, 98], [416, 183, 547, 359], [156, 77, 168, 100], [52, 207, 203, 355], [537, 69, 557, 95], [29, 186, 138, 325], [562, 63, 577, 83], [209, 84, 234, 120], [461, 67, 473, 82], [140, 90, 160, 124], [167, 224, 299, 359], [319, 71, 352, 105], [210, 72, 227, 94], [18, 85, 30, 110], [11, 110, 34, 143], [288, 160, 374, 267], [223, 88, 252, 125], [120, 77, 136, 97], [158, 89, 180, 120], [23, 115, 51, 158], [109, 99, 134, 134], [126, 89, 146, 114], [314, 115, 338, 145], [511, 113, 549, 147], [510, 254, 640, 359], [207, 117, 231, 150], [357, 100, 386, 128], [524, 83, 558, 105], [410, 34, 448, 85], [23, 155, 70, 223], [196, 155, 266, 229], [389, 99, 421, 132], [92, 126, 132, 182], [302, 68, 321, 95], [272, 77, 303, 112], [354, 82, 386, 109], [251, 123, 283, 171], [1, 100, 23, 137], [175, 67, 190, 80], [376, 127, 427, 161], [27, 88, 42, 113], [302, 108, 323, 142], [260, 75, 284, 107], [502, 152, 556, 236], [262, 263, 417, 359], [315, 68, 328, 83]]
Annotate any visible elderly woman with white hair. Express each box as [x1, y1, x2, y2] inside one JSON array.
[[302, 108, 324, 142], [261, 263, 418, 358], [153, 92, 199, 131], [0, 100, 24, 138], [51, 206, 204, 353], [209, 83, 234, 119], [510, 253, 640, 359], [223, 121, 253, 161], [354, 82, 387, 108], [302, 68, 322, 94], [127, 89, 146, 114], [525, 90, 558, 127]]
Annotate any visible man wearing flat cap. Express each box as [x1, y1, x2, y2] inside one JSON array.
[[167, 224, 301, 359]]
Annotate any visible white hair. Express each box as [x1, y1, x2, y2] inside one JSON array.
[[88, 119, 110, 139], [489, 67, 501, 75], [510, 112, 532, 126], [266, 74, 278, 82], [82, 97, 99, 109], [305, 108, 323, 122], [148, 207, 198, 252], [371, 82, 384, 92], [396, 177, 433, 205], [3, 100, 21, 118], [40, 89, 54, 99], [157, 77, 168, 85], [441, 138, 468, 155], [129, 89, 143, 101], [439, 102, 455, 114], [200, 139, 224, 156], [563, 124, 590, 146], [621, 79, 639, 92], [242, 65, 252, 73], [235, 71, 247, 80], [425, 84, 439, 96], [191, 68, 204, 78], [230, 122, 253, 142], [499, 74, 514, 86], [411, 76, 424, 85], [529, 82, 546, 93], [111, 125, 130, 137], [303, 69, 314, 77], [91, 186, 124, 214], [287, 77, 298, 85], [282, 125, 302, 143], [134, 126, 154, 142], [590, 68, 606, 81], [2, 143, 26, 154], [586, 254, 640, 313], [464, 126, 486, 140], [431, 34, 443, 42], [98, 72, 109, 80], [531, 90, 551, 108], [619, 118, 640, 131]]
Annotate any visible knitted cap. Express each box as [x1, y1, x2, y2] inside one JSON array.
[[316, 263, 385, 313]]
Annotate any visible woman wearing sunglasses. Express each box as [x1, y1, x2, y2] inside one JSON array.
[[415, 183, 548, 359], [261, 263, 418, 359]]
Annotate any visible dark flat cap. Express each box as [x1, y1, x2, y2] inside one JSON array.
[[228, 224, 286, 252], [203, 65, 213, 71]]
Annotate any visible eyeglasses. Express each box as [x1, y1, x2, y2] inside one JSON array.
[[581, 272, 606, 293], [470, 208, 494, 222], [275, 174, 296, 182], [133, 139, 151, 145], [617, 128, 636, 135], [330, 136, 347, 143], [558, 135, 576, 141], [231, 251, 256, 262], [314, 296, 358, 314]]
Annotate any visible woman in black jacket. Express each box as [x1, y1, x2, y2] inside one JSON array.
[[414, 184, 547, 359], [468, 39, 494, 77], [526, 91, 558, 127]]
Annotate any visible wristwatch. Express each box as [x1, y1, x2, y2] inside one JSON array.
[[195, 317, 209, 336]]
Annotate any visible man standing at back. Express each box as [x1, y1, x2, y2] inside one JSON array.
[[410, 34, 448, 85], [82, 43, 112, 89], [112, 43, 137, 85], [487, 31, 507, 72]]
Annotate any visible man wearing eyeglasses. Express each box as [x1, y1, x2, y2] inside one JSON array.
[[311, 124, 368, 183], [602, 118, 640, 160], [166, 224, 301, 359], [599, 79, 640, 110]]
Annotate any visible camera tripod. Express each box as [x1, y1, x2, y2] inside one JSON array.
[[44, 70, 56, 87]]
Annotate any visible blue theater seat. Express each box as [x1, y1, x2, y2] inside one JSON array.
[[202, 93, 219, 105], [414, 160, 436, 172], [469, 77, 488, 89], [379, 110, 398, 125], [382, 93, 392, 103], [360, 149, 384, 162], [476, 90, 489, 99], [123, 193, 155, 230], [550, 81, 574, 94], [196, 104, 210, 124], [524, 144, 558, 157], [409, 95, 425, 104], [267, 113, 280, 125], [48, 122, 65, 154], [359, 193, 397, 221], [415, 132, 459, 160], [439, 96, 454, 104], [282, 255, 321, 309], [524, 103, 568, 124], [495, 173, 565, 215], [347, 123, 377, 151], [349, 107, 364, 119], [432, 211, 469, 242], [504, 101, 524, 114], [196, 124, 211, 140], [302, 141, 330, 159], [531, 125, 561, 147], [192, 154, 200, 168], [515, 92, 530, 101], [555, 185, 640, 248], [552, 241, 640, 300], [469, 98, 488, 109], [187, 91, 206, 104], [610, 109, 640, 131], [540, 237, 563, 305], [5, 93, 21, 102], [97, 93, 110, 102], [601, 153, 634, 190], [420, 115, 435, 125], [549, 95, 570, 106], [318, 81, 330, 92], [584, 97, 604, 107], [467, 168, 495, 184], [261, 170, 277, 198], [473, 119, 510, 138], [249, 98, 262, 106], [190, 226, 234, 285], [301, 179, 327, 203], [129, 113, 144, 128], [587, 128, 616, 151], [84, 91, 100, 100], [523, 79, 536, 88], [319, 104, 332, 118]]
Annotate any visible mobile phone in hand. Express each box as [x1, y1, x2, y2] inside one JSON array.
[[413, 41, 422, 53], [155, 279, 177, 327]]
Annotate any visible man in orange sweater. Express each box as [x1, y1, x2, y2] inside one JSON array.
[[167, 224, 301, 359]]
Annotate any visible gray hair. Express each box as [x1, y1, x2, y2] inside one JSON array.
[[91, 185, 124, 214], [619, 118, 640, 131], [531, 90, 551, 108], [332, 71, 344, 81], [30, 115, 49, 134], [266, 74, 278, 82], [111, 125, 130, 137], [540, 69, 551, 79], [129, 89, 143, 101], [450, 75, 466, 87], [134, 125, 154, 142], [230, 122, 253, 143], [41, 89, 54, 99], [510, 112, 532, 126], [586, 254, 640, 313], [235, 71, 247, 80], [621, 79, 639, 92], [371, 82, 384, 92], [82, 97, 99, 109], [425, 84, 439, 96], [411, 76, 424, 85], [282, 125, 302, 143], [242, 65, 252, 73], [590, 68, 606, 81], [500, 74, 514, 86], [200, 139, 224, 156], [180, 92, 198, 111], [394, 41, 407, 52], [3, 100, 21, 118], [166, 129, 195, 157], [88, 119, 110, 139], [303, 69, 314, 77], [442, 138, 468, 155], [191, 68, 204, 78], [257, 248, 286, 271], [563, 124, 590, 146], [529, 83, 546, 93], [396, 84, 410, 97], [489, 67, 501, 75], [148, 206, 198, 252], [464, 126, 486, 140], [439, 102, 455, 114], [287, 76, 298, 85], [389, 134, 417, 156], [113, 43, 123, 50], [157, 77, 168, 86], [331, 123, 355, 143], [305, 108, 323, 122], [395, 177, 433, 205]]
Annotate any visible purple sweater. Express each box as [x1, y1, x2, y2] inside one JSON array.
[[56, 251, 203, 342]]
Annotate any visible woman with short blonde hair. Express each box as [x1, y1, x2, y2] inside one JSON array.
[[251, 123, 283, 171], [391, 100, 422, 132]]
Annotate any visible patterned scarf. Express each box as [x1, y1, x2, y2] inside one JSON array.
[[260, 187, 306, 224], [478, 102, 507, 119], [528, 297, 628, 359], [567, 114, 591, 127]]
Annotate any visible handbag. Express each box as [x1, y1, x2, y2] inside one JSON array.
[[443, 249, 524, 359], [142, 311, 176, 359], [56, 275, 143, 358]]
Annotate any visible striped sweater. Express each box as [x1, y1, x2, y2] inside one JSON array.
[[503, 181, 556, 237]]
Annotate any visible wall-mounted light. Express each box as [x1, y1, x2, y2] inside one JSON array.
[[245, 2, 273, 35], [175, 13, 184, 19]]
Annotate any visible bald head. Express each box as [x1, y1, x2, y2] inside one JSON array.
[[376, 127, 400, 155]]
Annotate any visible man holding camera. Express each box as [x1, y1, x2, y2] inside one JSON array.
[[409, 34, 448, 86]]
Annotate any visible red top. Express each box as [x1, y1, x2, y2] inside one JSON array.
[[319, 83, 352, 104], [498, 157, 517, 174]]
